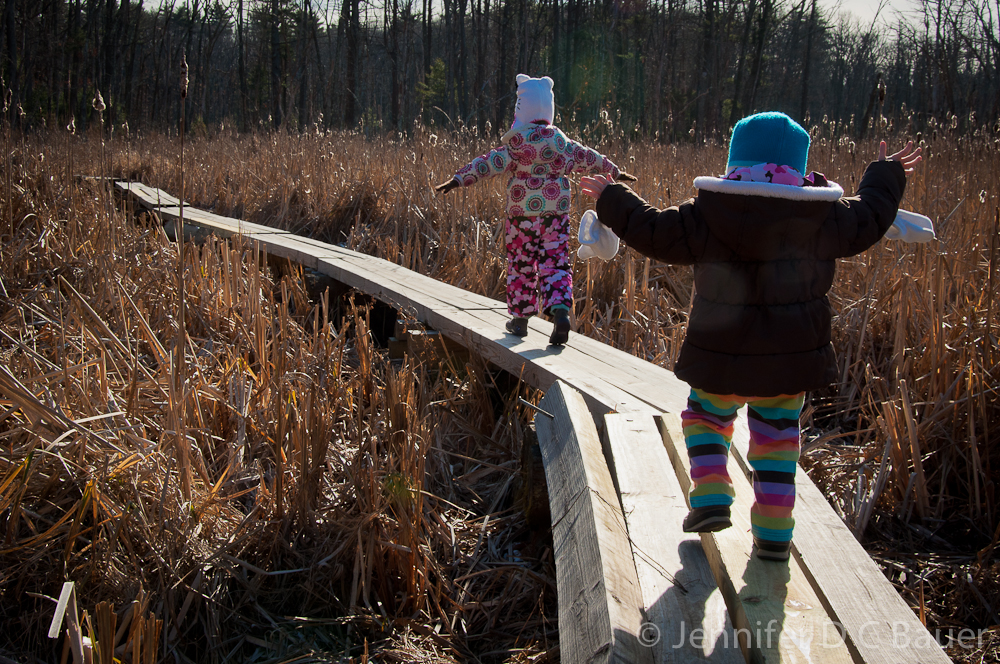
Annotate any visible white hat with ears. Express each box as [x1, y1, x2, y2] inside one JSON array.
[[511, 74, 554, 132]]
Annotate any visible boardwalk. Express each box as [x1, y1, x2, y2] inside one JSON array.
[[117, 182, 951, 664]]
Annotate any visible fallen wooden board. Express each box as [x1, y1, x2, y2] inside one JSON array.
[[535, 381, 652, 664], [659, 414, 855, 664], [604, 413, 743, 664]]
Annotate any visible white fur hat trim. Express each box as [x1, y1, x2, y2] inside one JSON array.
[[694, 176, 845, 202]]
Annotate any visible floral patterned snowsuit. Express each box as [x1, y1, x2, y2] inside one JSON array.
[[453, 123, 621, 318]]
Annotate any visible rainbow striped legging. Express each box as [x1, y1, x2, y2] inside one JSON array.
[[683, 388, 805, 542]]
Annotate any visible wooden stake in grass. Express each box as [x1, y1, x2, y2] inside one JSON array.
[[175, 55, 191, 501]]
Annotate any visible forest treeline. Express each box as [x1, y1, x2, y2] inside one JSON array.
[[3, 0, 999, 139]]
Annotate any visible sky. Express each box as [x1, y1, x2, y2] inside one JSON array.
[[822, 0, 918, 29]]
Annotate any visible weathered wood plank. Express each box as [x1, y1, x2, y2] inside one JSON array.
[[725, 420, 952, 664], [535, 381, 652, 664], [604, 413, 743, 664], [115, 181, 183, 208], [308, 251, 687, 413], [658, 414, 855, 664]]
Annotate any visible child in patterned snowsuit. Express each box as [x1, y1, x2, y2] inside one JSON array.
[[581, 112, 922, 560], [436, 74, 634, 345]]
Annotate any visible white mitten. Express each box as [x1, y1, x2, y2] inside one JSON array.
[[886, 209, 936, 243], [577, 209, 620, 260]]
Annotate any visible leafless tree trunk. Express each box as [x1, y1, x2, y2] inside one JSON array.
[[271, 0, 284, 128], [745, 0, 773, 113], [238, 0, 249, 129], [5, 0, 18, 121], [799, 0, 818, 121], [343, 0, 359, 126]]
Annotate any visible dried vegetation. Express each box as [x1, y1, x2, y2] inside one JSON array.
[[1, 113, 998, 662]]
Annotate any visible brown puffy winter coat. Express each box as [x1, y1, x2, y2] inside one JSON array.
[[595, 160, 907, 397]]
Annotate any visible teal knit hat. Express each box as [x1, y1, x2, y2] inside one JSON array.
[[727, 112, 810, 174]]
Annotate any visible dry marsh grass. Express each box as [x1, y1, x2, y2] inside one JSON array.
[[0, 130, 556, 662], [1, 117, 998, 662]]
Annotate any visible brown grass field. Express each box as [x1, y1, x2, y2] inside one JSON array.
[[0, 116, 997, 662]]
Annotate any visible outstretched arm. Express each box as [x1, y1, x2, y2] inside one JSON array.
[[823, 153, 909, 259], [581, 175, 703, 265], [435, 145, 513, 194]]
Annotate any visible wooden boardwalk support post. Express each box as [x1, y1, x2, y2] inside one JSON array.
[[535, 381, 652, 664]]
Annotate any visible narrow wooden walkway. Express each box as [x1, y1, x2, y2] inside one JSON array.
[[116, 182, 950, 664]]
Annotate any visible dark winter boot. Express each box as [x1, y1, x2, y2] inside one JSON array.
[[682, 505, 732, 533], [548, 308, 571, 346], [505, 317, 529, 337], [753, 536, 792, 561]]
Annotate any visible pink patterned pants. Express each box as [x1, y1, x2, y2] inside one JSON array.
[[504, 214, 572, 318]]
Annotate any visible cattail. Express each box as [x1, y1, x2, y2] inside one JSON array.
[[878, 78, 886, 105], [93, 90, 106, 113]]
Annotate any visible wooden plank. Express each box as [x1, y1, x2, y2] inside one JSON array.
[[658, 414, 855, 664], [308, 251, 688, 413], [604, 413, 743, 664], [152, 207, 292, 240], [407, 298, 656, 417], [115, 181, 183, 208], [535, 381, 652, 664], [47, 581, 88, 664], [725, 420, 952, 664]]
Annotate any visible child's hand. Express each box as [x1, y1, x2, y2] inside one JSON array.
[[435, 178, 460, 194], [878, 141, 922, 173], [581, 175, 612, 200], [618, 171, 638, 182]]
